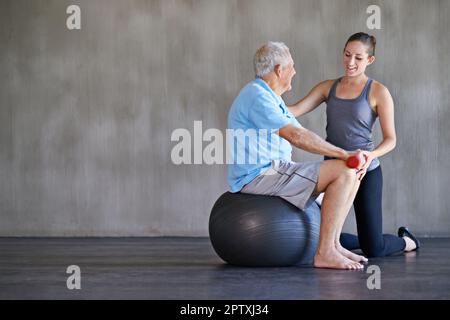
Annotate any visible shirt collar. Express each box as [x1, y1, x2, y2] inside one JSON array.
[[254, 77, 284, 105]]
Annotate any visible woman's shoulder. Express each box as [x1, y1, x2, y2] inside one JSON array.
[[314, 79, 337, 96], [317, 79, 339, 99], [320, 79, 338, 87], [368, 80, 394, 110], [369, 79, 392, 98]]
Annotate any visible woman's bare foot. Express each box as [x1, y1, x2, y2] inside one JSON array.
[[314, 248, 364, 270], [403, 236, 417, 252], [336, 244, 368, 263]]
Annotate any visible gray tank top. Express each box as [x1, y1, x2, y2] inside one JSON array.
[[325, 77, 380, 171]]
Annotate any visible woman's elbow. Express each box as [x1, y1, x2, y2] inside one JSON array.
[[390, 136, 397, 150]]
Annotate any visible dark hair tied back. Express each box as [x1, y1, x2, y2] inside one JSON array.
[[345, 32, 376, 56]]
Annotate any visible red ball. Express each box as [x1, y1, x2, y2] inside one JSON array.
[[346, 154, 364, 168]]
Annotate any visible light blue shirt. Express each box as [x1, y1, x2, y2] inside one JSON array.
[[227, 78, 302, 192]]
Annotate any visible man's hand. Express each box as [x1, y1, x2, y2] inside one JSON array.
[[346, 149, 365, 166]]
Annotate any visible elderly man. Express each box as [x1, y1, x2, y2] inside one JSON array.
[[227, 41, 368, 270]]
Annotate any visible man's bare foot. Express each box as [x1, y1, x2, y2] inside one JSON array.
[[336, 244, 368, 263], [403, 236, 417, 252], [314, 249, 364, 270]]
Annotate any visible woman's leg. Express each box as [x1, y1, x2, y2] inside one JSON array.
[[349, 166, 406, 257], [340, 233, 360, 250]]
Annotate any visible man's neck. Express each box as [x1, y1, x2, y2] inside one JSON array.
[[261, 76, 283, 96]]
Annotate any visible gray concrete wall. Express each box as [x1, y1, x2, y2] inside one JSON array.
[[1, 0, 449, 236]]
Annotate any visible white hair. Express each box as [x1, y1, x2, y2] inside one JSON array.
[[253, 41, 291, 78]]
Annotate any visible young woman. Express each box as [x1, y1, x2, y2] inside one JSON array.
[[288, 32, 420, 257]]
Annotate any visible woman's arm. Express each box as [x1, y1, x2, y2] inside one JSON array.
[[361, 82, 396, 170], [287, 80, 334, 117], [372, 83, 396, 158]]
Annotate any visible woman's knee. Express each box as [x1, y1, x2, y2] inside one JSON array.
[[361, 243, 385, 258]]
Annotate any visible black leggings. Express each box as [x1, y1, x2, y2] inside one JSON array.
[[340, 165, 406, 257]]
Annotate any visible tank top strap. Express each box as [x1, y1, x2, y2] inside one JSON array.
[[363, 78, 374, 101], [327, 78, 342, 101]]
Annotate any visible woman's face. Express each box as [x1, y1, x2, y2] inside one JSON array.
[[343, 41, 374, 77]]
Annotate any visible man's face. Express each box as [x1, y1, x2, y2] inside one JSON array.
[[280, 54, 296, 93]]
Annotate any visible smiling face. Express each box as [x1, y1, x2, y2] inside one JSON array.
[[343, 41, 375, 77]]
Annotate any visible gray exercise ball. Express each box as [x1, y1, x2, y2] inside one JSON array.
[[209, 192, 321, 267]]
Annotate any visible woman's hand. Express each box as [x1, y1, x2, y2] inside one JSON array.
[[356, 167, 367, 181], [346, 150, 372, 180], [360, 150, 374, 171]]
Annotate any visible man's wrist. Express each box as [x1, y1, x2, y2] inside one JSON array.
[[336, 149, 348, 160]]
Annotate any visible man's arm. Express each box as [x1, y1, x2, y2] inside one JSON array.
[[278, 124, 349, 160]]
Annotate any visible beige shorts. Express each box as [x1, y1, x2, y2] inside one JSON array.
[[241, 159, 322, 210]]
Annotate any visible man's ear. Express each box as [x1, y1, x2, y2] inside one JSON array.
[[274, 64, 282, 78]]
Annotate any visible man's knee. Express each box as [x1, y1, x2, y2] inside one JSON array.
[[317, 160, 358, 193], [337, 166, 358, 184]]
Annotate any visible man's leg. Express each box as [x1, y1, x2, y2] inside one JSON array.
[[315, 185, 366, 262], [313, 160, 363, 270], [333, 178, 368, 263]]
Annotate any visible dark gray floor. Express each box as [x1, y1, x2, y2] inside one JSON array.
[[1, 237, 449, 299]]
